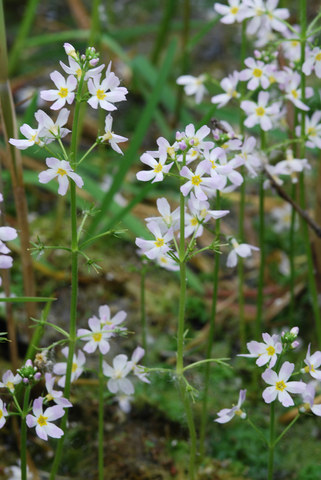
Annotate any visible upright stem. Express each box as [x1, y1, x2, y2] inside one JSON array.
[[21, 385, 31, 480], [141, 264, 147, 354], [199, 191, 221, 459], [267, 402, 276, 480], [98, 352, 104, 480], [256, 130, 266, 340], [49, 74, 85, 480], [238, 20, 247, 349], [299, 0, 321, 346], [289, 183, 296, 324]]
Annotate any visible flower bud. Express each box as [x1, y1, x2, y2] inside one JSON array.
[[63, 43, 78, 60]]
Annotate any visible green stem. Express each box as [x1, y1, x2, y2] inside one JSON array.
[[49, 75, 85, 480], [98, 352, 104, 480], [21, 385, 31, 480], [256, 130, 266, 340], [141, 263, 147, 353], [199, 191, 221, 459], [246, 417, 268, 445], [77, 142, 98, 166], [178, 379, 197, 480], [273, 413, 300, 447], [289, 183, 296, 325], [267, 402, 276, 480], [299, 0, 321, 346], [238, 20, 247, 349]]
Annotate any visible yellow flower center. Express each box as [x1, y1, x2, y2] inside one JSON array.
[[210, 161, 217, 169], [154, 163, 163, 173], [234, 409, 244, 417], [269, 75, 276, 84], [102, 131, 113, 142], [304, 364, 315, 373], [0, 410, 3, 419], [255, 8, 263, 15], [291, 41, 298, 47], [93, 332, 102, 342], [315, 52, 321, 61], [6, 381, 14, 391], [76, 68, 82, 79], [256, 106, 265, 116], [191, 175, 202, 186], [96, 89, 106, 100], [307, 127, 316, 136], [191, 217, 198, 226], [230, 6, 239, 14], [192, 137, 200, 146], [72, 362, 78, 373], [275, 380, 286, 391], [58, 87, 68, 98], [231, 90, 238, 98], [266, 346, 275, 356], [37, 415, 48, 427], [46, 393, 54, 401], [167, 146, 175, 158], [253, 68, 263, 78], [57, 168, 67, 176], [291, 89, 299, 99], [29, 134, 37, 143], [154, 238, 164, 248], [160, 256, 168, 264]]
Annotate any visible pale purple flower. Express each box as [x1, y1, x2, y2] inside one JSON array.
[[130, 347, 150, 384], [296, 111, 321, 149], [301, 344, 321, 381], [145, 197, 180, 234], [239, 57, 270, 90], [60, 56, 105, 81], [271, 149, 310, 184], [233, 136, 261, 177], [63, 43, 78, 59], [26, 397, 64, 441], [155, 253, 179, 271], [283, 70, 310, 111], [238, 332, 282, 368], [135, 221, 173, 260], [0, 226, 17, 243], [181, 124, 212, 152], [53, 347, 86, 388], [103, 354, 134, 395], [271, 203, 298, 233], [98, 114, 128, 155], [185, 193, 229, 238], [87, 62, 128, 111], [227, 238, 259, 268], [0, 399, 8, 429], [115, 394, 133, 413], [38, 158, 84, 196], [77, 316, 111, 354], [40, 71, 77, 110], [215, 390, 247, 423], [97, 304, 127, 331], [176, 74, 207, 104], [262, 361, 306, 407], [281, 27, 301, 63], [44, 373, 72, 408], [303, 47, 321, 78], [34, 108, 71, 143], [244, 0, 289, 37], [211, 71, 240, 108], [136, 152, 173, 183], [300, 383, 321, 416], [0, 369, 22, 393], [9, 123, 44, 150], [241, 91, 281, 131], [0, 255, 13, 269]]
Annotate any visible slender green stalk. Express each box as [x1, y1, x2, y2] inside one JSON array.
[[256, 131, 266, 340], [267, 402, 276, 480], [98, 352, 104, 480], [89, 0, 101, 48], [150, 0, 176, 65], [298, 0, 321, 346], [289, 183, 296, 324], [274, 413, 300, 447], [178, 378, 197, 480], [141, 263, 147, 353], [21, 385, 31, 480], [199, 191, 221, 459], [49, 74, 85, 480], [238, 20, 247, 349]]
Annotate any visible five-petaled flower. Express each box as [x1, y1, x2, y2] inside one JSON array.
[[262, 361, 306, 407], [26, 397, 65, 441], [38, 158, 84, 196], [0, 399, 8, 429], [215, 389, 247, 423], [301, 344, 321, 380], [103, 354, 134, 395], [238, 332, 282, 368], [40, 71, 77, 110]]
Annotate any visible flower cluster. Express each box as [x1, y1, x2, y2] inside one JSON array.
[[9, 43, 128, 196], [135, 123, 260, 270], [216, 327, 321, 422]]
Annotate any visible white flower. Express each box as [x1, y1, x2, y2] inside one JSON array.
[[239, 57, 270, 90], [215, 390, 247, 423], [40, 71, 77, 110], [300, 383, 321, 416], [262, 361, 306, 407], [244, 0, 290, 38], [130, 347, 150, 384], [238, 332, 282, 368], [44, 373, 72, 408], [26, 397, 64, 441], [180, 163, 218, 201], [233, 136, 261, 177], [0, 398, 8, 429], [145, 197, 180, 234], [87, 62, 128, 111], [303, 47, 321, 78], [135, 221, 173, 260], [0, 369, 21, 393], [103, 354, 134, 395], [155, 253, 179, 271], [296, 111, 321, 149], [9, 123, 44, 150], [241, 91, 280, 131], [301, 344, 321, 381], [282, 70, 310, 111], [98, 114, 128, 155], [226, 238, 259, 268], [60, 56, 105, 81], [77, 316, 111, 355], [211, 71, 240, 108], [97, 304, 127, 331], [34, 108, 71, 143], [53, 347, 86, 387], [271, 203, 297, 233], [38, 158, 84, 196], [176, 74, 207, 104], [214, 0, 249, 24], [136, 152, 173, 183]]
